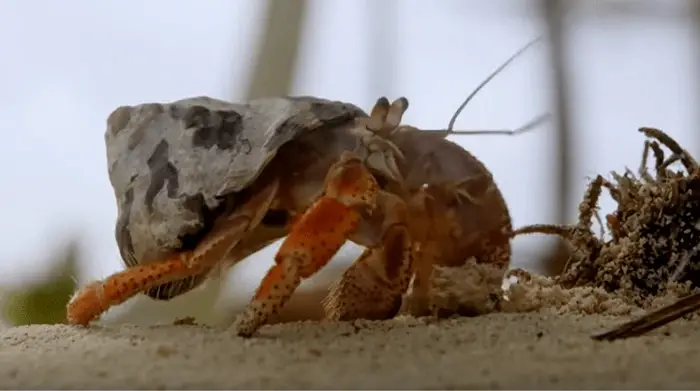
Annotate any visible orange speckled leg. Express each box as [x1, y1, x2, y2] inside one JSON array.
[[66, 180, 279, 326], [66, 257, 209, 325], [235, 152, 379, 337], [323, 191, 414, 321]]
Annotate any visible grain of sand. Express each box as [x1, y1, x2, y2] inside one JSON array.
[[2, 266, 700, 389]]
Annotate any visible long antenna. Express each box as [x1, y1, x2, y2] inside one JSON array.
[[446, 112, 551, 136], [432, 37, 549, 137]]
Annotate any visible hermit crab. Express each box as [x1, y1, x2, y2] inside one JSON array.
[[66, 40, 543, 337], [65, 94, 517, 337]]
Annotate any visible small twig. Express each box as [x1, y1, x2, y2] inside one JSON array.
[[649, 141, 666, 177], [592, 291, 700, 341], [638, 141, 654, 182], [639, 128, 698, 173], [593, 210, 606, 239], [601, 179, 620, 202], [659, 154, 682, 173]]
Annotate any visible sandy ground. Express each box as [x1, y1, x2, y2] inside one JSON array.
[[1, 312, 699, 389]]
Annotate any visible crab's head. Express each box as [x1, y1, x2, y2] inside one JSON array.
[[344, 96, 411, 190], [358, 132, 405, 188]]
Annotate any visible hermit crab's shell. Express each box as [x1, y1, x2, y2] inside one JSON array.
[[105, 95, 367, 268]]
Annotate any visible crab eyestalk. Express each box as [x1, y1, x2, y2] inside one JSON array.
[[366, 96, 409, 138], [360, 97, 409, 187]]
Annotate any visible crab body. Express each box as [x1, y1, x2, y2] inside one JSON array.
[[67, 95, 512, 337]]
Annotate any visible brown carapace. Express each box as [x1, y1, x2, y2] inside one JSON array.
[[66, 96, 513, 337], [513, 127, 700, 341]]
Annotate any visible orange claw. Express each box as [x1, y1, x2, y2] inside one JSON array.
[[235, 152, 379, 337], [66, 257, 203, 326]]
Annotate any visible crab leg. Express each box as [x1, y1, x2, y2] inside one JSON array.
[[66, 257, 210, 326], [322, 193, 414, 321], [322, 230, 413, 321], [66, 180, 279, 326], [235, 152, 381, 337]]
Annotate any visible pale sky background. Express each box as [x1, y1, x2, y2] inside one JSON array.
[[1, 0, 699, 322]]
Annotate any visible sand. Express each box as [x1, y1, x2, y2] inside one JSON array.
[[1, 313, 699, 389]]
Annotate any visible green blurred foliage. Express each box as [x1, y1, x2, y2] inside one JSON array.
[[2, 240, 79, 326]]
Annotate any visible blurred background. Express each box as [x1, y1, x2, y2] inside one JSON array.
[[1, 0, 699, 327]]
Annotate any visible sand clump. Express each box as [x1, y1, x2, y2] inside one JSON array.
[[427, 260, 690, 321], [431, 261, 637, 316]]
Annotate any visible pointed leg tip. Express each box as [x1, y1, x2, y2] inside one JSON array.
[[66, 280, 105, 326]]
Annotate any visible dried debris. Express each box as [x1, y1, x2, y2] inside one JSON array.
[[515, 128, 700, 308]]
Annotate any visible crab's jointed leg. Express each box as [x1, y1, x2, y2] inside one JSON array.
[[66, 257, 209, 326], [66, 180, 279, 326], [235, 152, 381, 337], [322, 232, 413, 321], [322, 192, 414, 321]]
